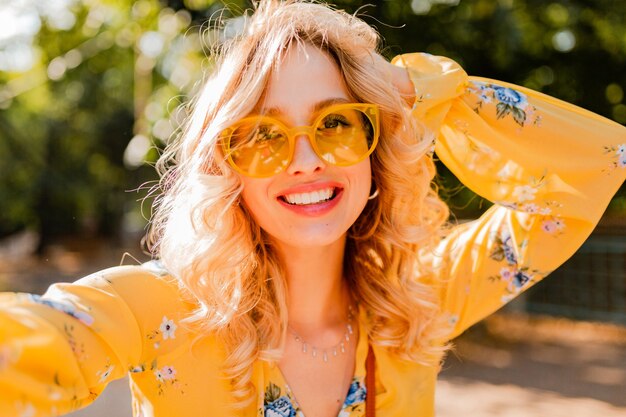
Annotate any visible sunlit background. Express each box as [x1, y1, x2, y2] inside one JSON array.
[[1, 1, 625, 416]]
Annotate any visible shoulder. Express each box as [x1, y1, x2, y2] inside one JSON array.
[[392, 53, 466, 77], [53, 261, 198, 326], [74, 261, 184, 295]]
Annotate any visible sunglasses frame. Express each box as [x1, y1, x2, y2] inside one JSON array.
[[221, 102, 380, 178]]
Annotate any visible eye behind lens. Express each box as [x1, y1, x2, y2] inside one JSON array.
[[228, 119, 290, 177]]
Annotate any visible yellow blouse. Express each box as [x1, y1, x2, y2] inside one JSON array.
[[1, 53, 625, 417]]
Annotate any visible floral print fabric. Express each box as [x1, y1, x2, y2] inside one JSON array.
[[468, 81, 541, 127], [394, 52, 625, 341], [262, 376, 367, 417], [0, 52, 624, 417]]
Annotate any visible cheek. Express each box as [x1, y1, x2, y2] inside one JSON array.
[[349, 160, 373, 211], [358, 160, 373, 194], [239, 177, 272, 223]]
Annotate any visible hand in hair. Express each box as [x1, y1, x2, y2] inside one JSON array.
[[372, 53, 415, 105]]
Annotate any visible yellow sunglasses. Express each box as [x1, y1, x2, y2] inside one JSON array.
[[220, 103, 380, 177]]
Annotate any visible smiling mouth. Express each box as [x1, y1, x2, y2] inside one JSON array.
[[278, 187, 340, 206]]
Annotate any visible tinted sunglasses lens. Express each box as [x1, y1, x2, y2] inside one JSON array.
[[314, 108, 375, 165], [228, 120, 290, 177]]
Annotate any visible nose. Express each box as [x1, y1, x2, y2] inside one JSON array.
[[286, 135, 326, 176]]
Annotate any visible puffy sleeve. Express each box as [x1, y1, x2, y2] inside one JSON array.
[[0, 263, 190, 417], [393, 53, 626, 340]]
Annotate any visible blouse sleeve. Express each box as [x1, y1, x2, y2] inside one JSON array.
[[393, 53, 626, 340], [0, 264, 189, 417]]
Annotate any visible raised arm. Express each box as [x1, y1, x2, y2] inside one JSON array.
[[392, 52, 626, 340]]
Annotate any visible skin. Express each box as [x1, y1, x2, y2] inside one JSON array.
[[239, 43, 412, 417], [239, 42, 371, 331]]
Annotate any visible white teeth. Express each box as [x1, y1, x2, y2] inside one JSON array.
[[283, 188, 335, 205]]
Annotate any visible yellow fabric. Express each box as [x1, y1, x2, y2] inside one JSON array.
[[1, 53, 624, 417]]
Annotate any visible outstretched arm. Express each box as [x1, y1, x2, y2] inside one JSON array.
[[0, 264, 191, 416]]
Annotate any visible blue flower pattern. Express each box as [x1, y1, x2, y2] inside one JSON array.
[[467, 81, 541, 127], [28, 294, 94, 326], [493, 86, 527, 106], [262, 377, 366, 417], [512, 270, 532, 288], [500, 234, 518, 266], [488, 229, 544, 296], [265, 396, 297, 417], [344, 379, 367, 406]]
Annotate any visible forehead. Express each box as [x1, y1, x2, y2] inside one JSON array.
[[260, 43, 351, 118]]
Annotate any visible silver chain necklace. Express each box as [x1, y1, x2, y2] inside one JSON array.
[[287, 306, 355, 363]]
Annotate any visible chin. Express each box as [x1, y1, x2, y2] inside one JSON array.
[[271, 226, 348, 249]]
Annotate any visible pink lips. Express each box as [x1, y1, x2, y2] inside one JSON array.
[[276, 182, 344, 217]]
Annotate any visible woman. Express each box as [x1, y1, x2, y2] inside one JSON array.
[[1, 1, 624, 416]]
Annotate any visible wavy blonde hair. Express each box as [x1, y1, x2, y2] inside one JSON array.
[[147, 0, 451, 408]]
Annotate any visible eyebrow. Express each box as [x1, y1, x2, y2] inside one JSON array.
[[260, 97, 351, 117]]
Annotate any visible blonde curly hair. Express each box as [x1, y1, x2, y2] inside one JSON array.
[[147, 0, 450, 408]]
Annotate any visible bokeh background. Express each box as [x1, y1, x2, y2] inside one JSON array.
[[1, 0, 625, 416]]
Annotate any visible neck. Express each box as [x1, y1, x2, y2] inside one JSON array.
[[273, 235, 350, 331]]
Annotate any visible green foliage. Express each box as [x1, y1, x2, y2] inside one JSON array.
[[0, 0, 624, 245]]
